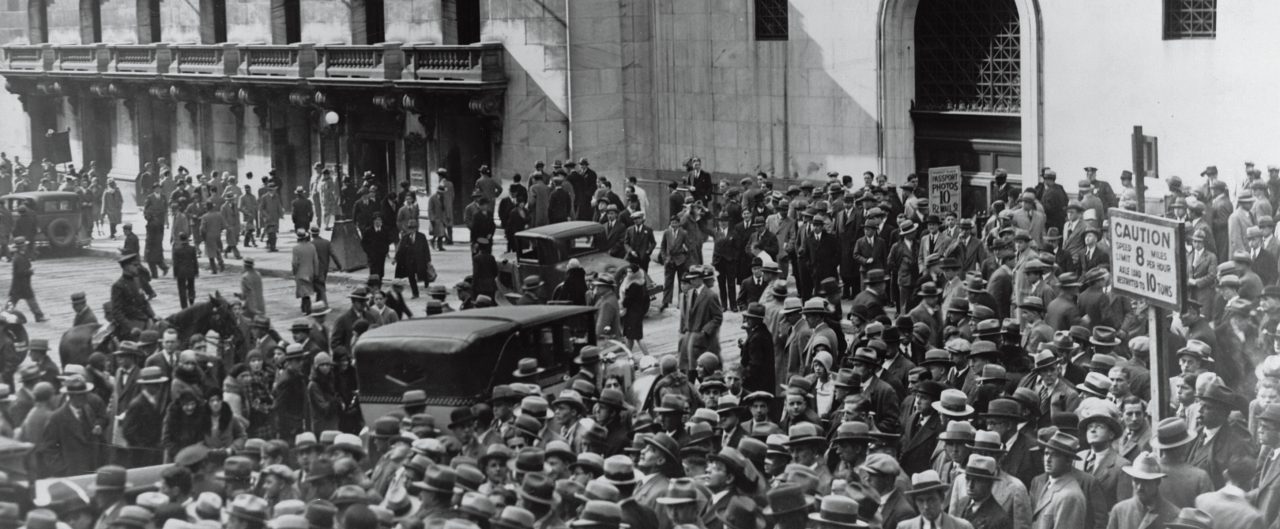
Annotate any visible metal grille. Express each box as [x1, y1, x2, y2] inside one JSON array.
[[914, 0, 1020, 114], [755, 0, 787, 41], [1165, 0, 1216, 39]]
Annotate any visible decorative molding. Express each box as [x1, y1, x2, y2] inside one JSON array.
[[467, 93, 502, 117]]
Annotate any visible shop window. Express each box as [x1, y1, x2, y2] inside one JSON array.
[[1165, 0, 1215, 39], [755, 0, 787, 41]]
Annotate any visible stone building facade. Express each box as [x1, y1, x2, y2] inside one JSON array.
[[0, 0, 1275, 217]]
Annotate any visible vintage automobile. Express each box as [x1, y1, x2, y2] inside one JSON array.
[[354, 305, 656, 426], [1, 191, 90, 249], [498, 221, 662, 300]]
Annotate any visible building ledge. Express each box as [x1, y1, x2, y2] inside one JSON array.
[[1, 41, 506, 92]]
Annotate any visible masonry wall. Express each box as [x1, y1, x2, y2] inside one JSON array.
[[1040, 0, 1280, 193]]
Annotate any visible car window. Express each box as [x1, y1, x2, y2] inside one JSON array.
[[43, 200, 73, 213], [569, 236, 596, 257], [516, 238, 541, 264]]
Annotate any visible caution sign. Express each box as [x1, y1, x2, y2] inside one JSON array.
[[1109, 209, 1184, 311], [928, 166, 962, 217]]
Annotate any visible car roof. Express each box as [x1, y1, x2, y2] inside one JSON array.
[[355, 305, 596, 354], [515, 221, 603, 240], [1, 191, 79, 201]]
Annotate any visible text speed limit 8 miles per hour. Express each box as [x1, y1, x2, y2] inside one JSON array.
[[1108, 209, 1185, 311]]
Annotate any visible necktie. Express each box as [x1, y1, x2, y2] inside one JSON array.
[[1084, 452, 1096, 472], [1040, 382, 1051, 402]]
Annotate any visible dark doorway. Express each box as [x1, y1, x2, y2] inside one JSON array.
[[456, 0, 480, 44], [272, 0, 301, 44], [80, 98, 113, 173], [352, 0, 384, 44], [28, 0, 47, 43], [912, 0, 1021, 180], [355, 138, 395, 191], [79, 0, 101, 43], [200, 0, 227, 43], [136, 100, 172, 176]]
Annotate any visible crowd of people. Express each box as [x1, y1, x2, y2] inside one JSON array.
[[2, 150, 1280, 529]]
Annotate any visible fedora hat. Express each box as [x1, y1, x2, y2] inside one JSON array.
[[512, 358, 546, 379], [643, 433, 681, 462], [982, 399, 1023, 422], [225, 494, 269, 525], [491, 506, 536, 529], [60, 375, 93, 395], [931, 389, 975, 417], [569, 500, 625, 529], [807, 495, 867, 528], [1089, 326, 1121, 347], [1076, 372, 1112, 398], [1018, 296, 1046, 312], [906, 470, 949, 496], [519, 396, 553, 420], [1196, 381, 1238, 406], [762, 483, 813, 518], [1030, 351, 1060, 372], [1121, 451, 1166, 480], [785, 423, 825, 446], [551, 390, 588, 415], [1077, 399, 1123, 436], [920, 348, 952, 367], [602, 455, 640, 487], [863, 269, 888, 284], [917, 282, 941, 297], [1038, 431, 1082, 459], [963, 454, 1000, 481], [832, 421, 874, 444], [136, 366, 169, 385], [1165, 508, 1214, 529], [412, 466, 456, 495], [966, 430, 1005, 453], [938, 421, 976, 443], [653, 394, 688, 415], [508, 447, 546, 475], [655, 477, 700, 506], [976, 364, 1007, 384]]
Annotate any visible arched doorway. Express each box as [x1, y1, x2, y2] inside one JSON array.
[[878, 0, 1041, 191]]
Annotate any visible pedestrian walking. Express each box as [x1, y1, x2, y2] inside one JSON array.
[[221, 199, 242, 260], [200, 202, 225, 273], [259, 185, 281, 252], [291, 186, 313, 233], [102, 180, 123, 239], [428, 184, 448, 251], [239, 185, 258, 247], [172, 233, 199, 309], [310, 227, 331, 303], [394, 220, 432, 298], [143, 184, 169, 277], [8, 237, 44, 322], [292, 230, 320, 314]]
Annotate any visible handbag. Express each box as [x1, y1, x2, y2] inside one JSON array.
[[425, 263, 438, 283]]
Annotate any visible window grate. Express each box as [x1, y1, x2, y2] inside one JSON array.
[[914, 0, 1021, 114], [1165, 0, 1216, 39], [755, 0, 787, 41]]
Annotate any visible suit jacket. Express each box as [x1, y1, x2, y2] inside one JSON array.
[[900, 410, 943, 474], [37, 404, 101, 477], [121, 393, 163, 454], [597, 220, 628, 258], [865, 377, 902, 434], [1076, 247, 1111, 275], [854, 235, 886, 271], [1105, 496, 1177, 529], [1076, 449, 1132, 510], [1012, 208, 1047, 241], [1117, 427, 1152, 462], [1187, 424, 1257, 490], [950, 236, 988, 274], [1160, 461, 1215, 509], [895, 514, 973, 529], [850, 289, 886, 322], [920, 231, 947, 273], [1255, 248, 1278, 285], [685, 285, 723, 358], [1228, 208, 1255, 256], [1062, 218, 1088, 256], [807, 230, 840, 283], [1030, 473, 1087, 529], [961, 496, 1013, 529], [660, 227, 691, 266], [625, 224, 656, 263], [909, 302, 944, 348], [1196, 487, 1265, 529], [173, 244, 199, 278], [889, 239, 920, 287], [1003, 432, 1042, 488], [988, 265, 1015, 320], [1044, 294, 1080, 330], [881, 489, 918, 529]]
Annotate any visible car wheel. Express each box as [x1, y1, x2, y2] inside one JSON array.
[[46, 218, 76, 248]]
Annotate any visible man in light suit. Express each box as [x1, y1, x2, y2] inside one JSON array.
[[1186, 229, 1218, 320], [919, 215, 946, 275], [1106, 452, 1179, 529], [1061, 201, 1087, 256], [1011, 192, 1047, 241], [909, 282, 945, 348], [1227, 191, 1256, 257], [898, 470, 974, 529], [1030, 432, 1088, 529], [949, 219, 988, 274], [1196, 457, 1264, 529], [1076, 406, 1133, 511]]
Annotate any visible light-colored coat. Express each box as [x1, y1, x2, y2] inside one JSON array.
[[1196, 486, 1264, 529], [291, 240, 319, 298], [681, 284, 723, 363], [1030, 472, 1087, 529]]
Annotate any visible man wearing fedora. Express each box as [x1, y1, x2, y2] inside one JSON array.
[[1145, 417, 1214, 509], [705, 447, 760, 519], [898, 470, 973, 529], [862, 452, 916, 529], [956, 454, 1013, 529], [36, 375, 102, 477], [1105, 451, 1179, 529], [889, 219, 922, 312], [291, 229, 320, 314], [120, 366, 167, 467], [1186, 381, 1257, 490], [850, 269, 889, 324], [1193, 457, 1264, 529], [1029, 431, 1087, 529]]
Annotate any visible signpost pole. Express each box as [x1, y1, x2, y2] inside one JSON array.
[[1133, 126, 1146, 213], [1147, 305, 1169, 420]]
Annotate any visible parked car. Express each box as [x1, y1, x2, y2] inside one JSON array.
[[354, 305, 654, 426], [2, 191, 89, 249], [498, 221, 662, 300]]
